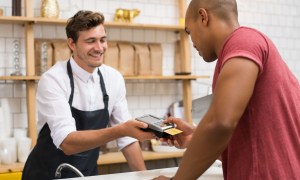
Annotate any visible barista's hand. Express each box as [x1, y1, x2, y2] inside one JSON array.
[[122, 119, 156, 141], [161, 117, 195, 149]]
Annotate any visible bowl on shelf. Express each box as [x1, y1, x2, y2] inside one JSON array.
[[150, 139, 186, 153]]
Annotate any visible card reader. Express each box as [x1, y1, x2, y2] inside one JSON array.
[[136, 114, 182, 138]]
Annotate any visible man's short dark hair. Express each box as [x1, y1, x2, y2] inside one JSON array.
[[66, 10, 105, 43]]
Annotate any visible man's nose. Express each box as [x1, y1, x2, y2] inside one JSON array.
[[95, 41, 105, 51]]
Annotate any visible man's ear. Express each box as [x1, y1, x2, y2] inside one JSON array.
[[67, 38, 75, 52], [198, 8, 209, 25]]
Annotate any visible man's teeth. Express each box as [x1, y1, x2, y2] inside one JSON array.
[[91, 52, 103, 56]]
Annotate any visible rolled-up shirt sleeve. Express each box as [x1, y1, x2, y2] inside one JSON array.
[[36, 67, 76, 148]]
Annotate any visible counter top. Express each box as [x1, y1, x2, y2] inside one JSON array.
[[60, 162, 223, 180]]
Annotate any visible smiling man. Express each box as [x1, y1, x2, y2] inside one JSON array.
[[21, 10, 155, 180]]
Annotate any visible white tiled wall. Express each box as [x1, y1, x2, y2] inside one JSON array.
[[0, 0, 299, 129]]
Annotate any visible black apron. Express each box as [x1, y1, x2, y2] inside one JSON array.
[[22, 61, 109, 180]]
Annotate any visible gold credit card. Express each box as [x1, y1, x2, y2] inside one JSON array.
[[164, 128, 183, 136]]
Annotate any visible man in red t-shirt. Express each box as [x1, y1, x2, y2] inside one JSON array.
[[154, 0, 300, 179]]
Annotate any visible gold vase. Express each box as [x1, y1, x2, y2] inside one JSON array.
[[41, 0, 59, 18]]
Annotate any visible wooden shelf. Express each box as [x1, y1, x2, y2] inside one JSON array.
[[124, 75, 208, 80], [0, 16, 32, 24], [0, 151, 183, 173], [28, 16, 67, 25], [0, 16, 184, 31], [0, 163, 23, 173], [0, 76, 39, 81], [0, 75, 208, 81], [98, 151, 184, 165], [32, 17, 184, 31], [105, 22, 184, 31]]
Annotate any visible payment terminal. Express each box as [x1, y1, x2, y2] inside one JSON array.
[[136, 114, 182, 138]]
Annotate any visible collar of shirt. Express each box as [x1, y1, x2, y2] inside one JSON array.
[[70, 57, 99, 83]]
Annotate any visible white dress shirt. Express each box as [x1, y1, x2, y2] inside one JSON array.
[[36, 57, 136, 150]]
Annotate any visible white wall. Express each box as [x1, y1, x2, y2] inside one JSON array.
[[0, 0, 299, 130]]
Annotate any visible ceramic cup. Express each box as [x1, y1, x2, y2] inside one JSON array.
[[13, 128, 27, 139], [0, 137, 17, 164], [0, 148, 13, 165], [17, 137, 32, 163]]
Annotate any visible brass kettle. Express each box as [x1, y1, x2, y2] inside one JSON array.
[[41, 0, 59, 18]]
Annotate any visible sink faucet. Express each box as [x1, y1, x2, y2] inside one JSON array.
[[55, 163, 84, 178]]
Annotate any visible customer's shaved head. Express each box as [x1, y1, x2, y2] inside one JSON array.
[[187, 0, 238, 21]]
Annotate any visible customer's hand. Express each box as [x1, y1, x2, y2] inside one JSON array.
[[161, 117, 195, 149], [122, 119, 156, 141]]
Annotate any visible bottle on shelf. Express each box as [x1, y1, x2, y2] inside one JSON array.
[[41, 0, 60, 18], [12, 0, 21, 16], [10, 39, 22, 76]]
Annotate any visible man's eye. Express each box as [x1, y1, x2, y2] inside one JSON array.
[[185, 27, 190, 35], [100, 38, 107, 43], [86, 39, 95, 43]]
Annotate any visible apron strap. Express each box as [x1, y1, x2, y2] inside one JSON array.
[[67, 60, 75, 105], [98, 69, 109, 109], [67, 59, 109, 109]]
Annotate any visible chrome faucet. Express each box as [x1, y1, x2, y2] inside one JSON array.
[[55, 163, 84, 178]]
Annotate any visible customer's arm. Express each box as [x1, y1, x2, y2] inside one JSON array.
[[172, 58, 259, 180], [121, 141, 147, 171]]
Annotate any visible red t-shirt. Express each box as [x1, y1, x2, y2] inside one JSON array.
[[212, 27, 300, 179]]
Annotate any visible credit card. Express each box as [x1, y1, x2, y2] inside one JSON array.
[[164, 128, 183, 136]]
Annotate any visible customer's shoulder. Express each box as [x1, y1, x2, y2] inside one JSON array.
[[236, 26, 267, 38], [226, 26, 269, 47]]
